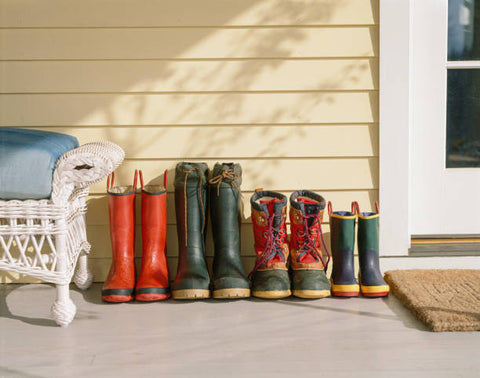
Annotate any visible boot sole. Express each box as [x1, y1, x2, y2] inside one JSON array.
[[135, 287, 171, 302], [101, 288, 135, 303], [360, 284, 390, 297], [331, 291, 359, 297], [102, 295, 134, 303], [172, 289, 211, 299], [135, 293, 171, 302], [213, 288, 251, 299], [252, 290, 291, 299], [331, 283, 360, 297], [292, 290, 331, 299]]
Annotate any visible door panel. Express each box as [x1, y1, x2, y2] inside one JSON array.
[[411, 0, 480, 235]]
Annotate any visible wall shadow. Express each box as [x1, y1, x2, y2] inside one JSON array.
[[1, 0, 380, 283]]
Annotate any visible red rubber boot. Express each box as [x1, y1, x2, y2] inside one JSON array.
[[135, 170, 171, 301], [102, 171, 138, 303]]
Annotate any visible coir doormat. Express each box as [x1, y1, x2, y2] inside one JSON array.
[[384, 269, 480, 332]]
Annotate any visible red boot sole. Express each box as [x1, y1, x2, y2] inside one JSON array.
[[135, 293, 171, 302], [362, 291, 389, 298], [102, 295, 134, 303], [331, 291, 359, 297]]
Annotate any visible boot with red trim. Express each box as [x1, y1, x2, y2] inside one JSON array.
[[135, 170, 171, 301], [249, 190, 290, 299], [354, 201, 390, 297], [289, 190, 331, 299], [328, 201, 359, 297], [102, 171, 138, 303]]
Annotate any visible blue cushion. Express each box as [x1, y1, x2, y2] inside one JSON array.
[[0, 128, 79, 200]]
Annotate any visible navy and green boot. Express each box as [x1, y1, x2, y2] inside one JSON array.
[[172, 162, 210, 299], [354, 201, 390, 297], [209, 163, 250, 299], [249, 190, 291, 299], [289, 191, 331, 299], [328, 201, 359, 297]]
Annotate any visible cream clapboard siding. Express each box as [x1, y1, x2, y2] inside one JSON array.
[[0, 0, 379, 283]]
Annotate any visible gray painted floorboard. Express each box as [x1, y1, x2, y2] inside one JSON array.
[[1, 283, 479, 377]]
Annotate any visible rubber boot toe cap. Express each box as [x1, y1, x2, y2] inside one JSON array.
[[101, 287, 135, 303], [171, 277, 211, 299], [252, 269, 291, 299], [213, 276, 250, 299], [330, 276, 359, 297], [135, 286, 171, 302], [359, 274, 390, 297], [291, 270, 331, 298]]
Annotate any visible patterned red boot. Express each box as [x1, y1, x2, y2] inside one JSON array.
[[250, 190, 290, 299], [289, 190, 331, 298]]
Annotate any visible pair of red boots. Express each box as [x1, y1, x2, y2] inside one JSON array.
[[249, 190, 331, 299], [101, 170, 170, 302]]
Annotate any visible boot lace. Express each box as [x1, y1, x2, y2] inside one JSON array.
[[249, 213, 286, 278], [208, 168, 241, 196], [296, 213, 331, 270]]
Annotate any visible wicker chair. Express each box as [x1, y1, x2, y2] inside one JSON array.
[[0, 141, 124, 326]]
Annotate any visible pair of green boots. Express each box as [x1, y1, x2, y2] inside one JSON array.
[[171, 162, 250, 299], [329, 201, 390, 297]]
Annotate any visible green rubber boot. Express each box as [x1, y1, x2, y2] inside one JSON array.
[[209, 163, 250, 299], [354, 201, 390, 297], [328, 201, 359, 297], [172, 162, 210, 299]]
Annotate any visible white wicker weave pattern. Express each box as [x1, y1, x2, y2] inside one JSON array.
[[0, 141, 124, 326]]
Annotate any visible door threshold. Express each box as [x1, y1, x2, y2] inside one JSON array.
[[380, 255, 480, 271], [409, 236, 480, 256]]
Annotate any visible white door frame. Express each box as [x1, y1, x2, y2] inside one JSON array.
[[378, 0, 480, 269], [379, 0, 413, 257]]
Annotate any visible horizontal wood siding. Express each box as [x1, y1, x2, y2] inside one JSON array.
[[0, 60, 378, 92], [0, 0, 379, 283], [0, 0, 377, 27]]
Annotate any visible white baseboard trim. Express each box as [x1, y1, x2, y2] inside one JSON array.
[[380, 256, 480, 273]]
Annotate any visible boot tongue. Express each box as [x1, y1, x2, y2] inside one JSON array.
[[298, 197, 322, 227], [259, 197, 285, 264], [260, 198, 284, 227], [297, 197, 323, 264]]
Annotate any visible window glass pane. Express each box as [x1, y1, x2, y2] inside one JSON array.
[[448, 0, 480, 60], [446, 69, 480, 167]]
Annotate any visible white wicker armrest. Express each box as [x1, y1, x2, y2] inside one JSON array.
[[51, 141, 125, 203]]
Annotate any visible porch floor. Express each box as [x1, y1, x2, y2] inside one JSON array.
[[1, 283, 479, 377]]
